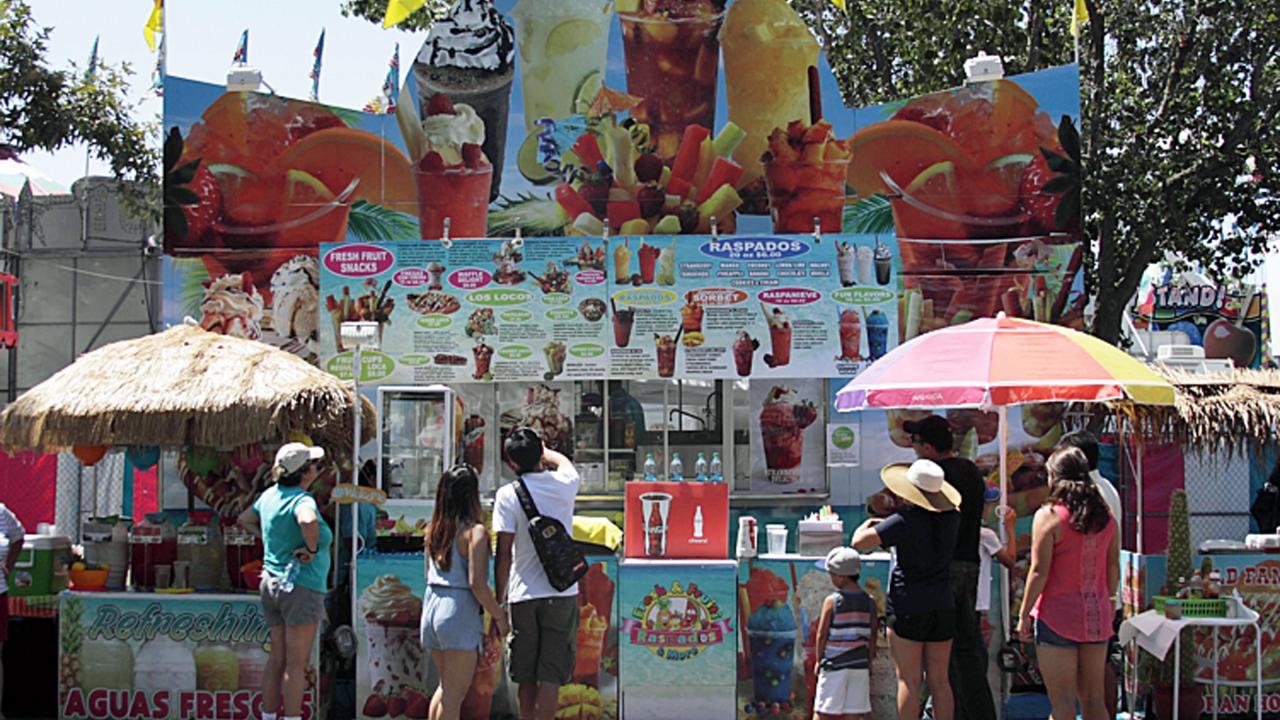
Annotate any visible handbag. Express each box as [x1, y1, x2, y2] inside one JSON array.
[[513, 478, 588, 592]]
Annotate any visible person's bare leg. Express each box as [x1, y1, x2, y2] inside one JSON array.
[[518, 683, 539, 719], [263, 625, 287, 716], [1036, 644, 1080, 720], [924, 640, 955, 720], [282, 622, 319, 716], [891, 631, 925, 720], [533, 682, 560, 720], [1075, 644, 1110, 720], [436, 648, 478, 720], [429, 651, 445, 720]]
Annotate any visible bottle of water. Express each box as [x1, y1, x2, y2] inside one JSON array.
[[694, 453, 708, 482], [670, 453, 684, 482], [709, 452, 723, 483], [278, 559, 299, 593], [643, 454, 657, 482]]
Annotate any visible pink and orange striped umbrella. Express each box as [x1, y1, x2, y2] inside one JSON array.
[[835, 313, 1174, 411]]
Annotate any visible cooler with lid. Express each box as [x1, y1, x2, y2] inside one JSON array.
[[177, 513, 229, 590], [129, 512, 177, 589], [82, 517, 130, 590], [9, 533, 72, 597]]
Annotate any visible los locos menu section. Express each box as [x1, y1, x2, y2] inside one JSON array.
[[57, 593, 317, 720], [316, 235, 898, 384]]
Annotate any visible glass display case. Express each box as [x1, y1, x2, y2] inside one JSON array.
[[376, 385, 460, 505]]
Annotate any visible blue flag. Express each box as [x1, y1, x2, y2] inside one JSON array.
[[309, 29, 325, 102], [233, 29, 248, 65]]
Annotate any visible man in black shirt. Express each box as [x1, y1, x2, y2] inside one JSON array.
[[903, 415, 994, 720]]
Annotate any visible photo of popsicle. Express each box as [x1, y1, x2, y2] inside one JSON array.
[[412, 0, 515, 200], [761, 303, 792, 368], [719, 0, 820, 211], [733, 330, 759, 376]]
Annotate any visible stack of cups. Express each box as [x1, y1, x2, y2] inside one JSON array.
[[766, 524, 788, 555]]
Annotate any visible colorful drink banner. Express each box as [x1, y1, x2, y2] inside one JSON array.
[[57, 593, 316, 720], [316, 234, 898, 383]]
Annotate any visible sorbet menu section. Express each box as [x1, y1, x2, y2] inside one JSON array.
[[317, 234, 898, 383]]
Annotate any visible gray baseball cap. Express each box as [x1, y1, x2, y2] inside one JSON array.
[[816, 546, 861, 577]]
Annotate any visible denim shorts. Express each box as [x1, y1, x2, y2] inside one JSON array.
[[419, 585, 483, 652], [1035, 618, 1107, 648]]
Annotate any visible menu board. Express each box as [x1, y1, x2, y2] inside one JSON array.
[[318, 234, 898, 384]]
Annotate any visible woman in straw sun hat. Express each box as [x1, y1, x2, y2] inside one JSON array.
[[852, 459, 962, 720]]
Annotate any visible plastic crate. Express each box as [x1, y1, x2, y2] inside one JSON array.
[[1153, 595, 1227, 618]]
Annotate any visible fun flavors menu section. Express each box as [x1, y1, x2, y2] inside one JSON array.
[[317, 234, 898, 384]]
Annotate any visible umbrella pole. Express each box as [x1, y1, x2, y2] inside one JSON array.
[[998, 405, 1011, 714]]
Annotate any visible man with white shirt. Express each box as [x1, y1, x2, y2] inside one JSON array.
[[494, 428, 580, 720]]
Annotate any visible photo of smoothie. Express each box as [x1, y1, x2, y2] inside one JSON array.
[[611, 301, 635, 347], [874, 239, 892, 285], [613, 239, 632, 284], [746, 598, 797, 705], [617, 0, 727, 161], [761, 304, 792, 368], [473, 341, 494, 380], [719, 0, 820, 210], [510, 0, 612, 130], [543, 340, 567, 378], [758, 385, 818, 484], [836, 241, 856, 287], [360, 575, 428, 696], [733, 330, 759, 376], [762, 119, 852, 233], [655, 333, 678, 377], [413, 0, 514, 200], [402, 93, 492, 239], [857, 244, 874, 285], [637, 241, 660, 284], [656, 244, 676, 286], [838, 308, 862, 361], [867, 309, 889, 360]]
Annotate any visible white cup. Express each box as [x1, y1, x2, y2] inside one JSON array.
[[766, 524, 788, 555]]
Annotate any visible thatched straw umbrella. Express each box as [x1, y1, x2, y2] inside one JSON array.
[[0, 324, 374, 453]]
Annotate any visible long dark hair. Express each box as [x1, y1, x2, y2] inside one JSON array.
[[1045, 446, 1111, 534], [427, 465, 482, 573]]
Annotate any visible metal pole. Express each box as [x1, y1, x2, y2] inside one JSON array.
[[1136, 430, 1145, 555], [349, 344, 362, 593], [998, 406, 1010, 640]]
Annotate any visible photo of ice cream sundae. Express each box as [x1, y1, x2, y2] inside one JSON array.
[[532, 261, 570, 294], [543, 340, 566, 379], [836, 241, 856, 287], [412, 0, 515, 200], [199, 273, 264, 340], [325, 282, 395, 352], [492, 240, 526, 285], [758, 385, 818, 484], [360, 575, 428, 697], [269, 255, 320, 354], [761, 304, 791, 368]]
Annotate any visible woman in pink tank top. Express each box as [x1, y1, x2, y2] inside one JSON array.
[[1016, 447, 1119, 720]]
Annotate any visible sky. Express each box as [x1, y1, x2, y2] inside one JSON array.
[[26, 0, 419, 186]]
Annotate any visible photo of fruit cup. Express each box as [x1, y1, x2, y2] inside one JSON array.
[[617, 2, 725, 161], [838, 308, 862, 361], [761, 304, 791, 368], [544, 340, 566, 378], [733, 330, 759, 376], [510, 0, 612, 131], [762, 120, 851, 234], [611, 301, 635, 347], [473, 341, 494, 380], [655, 333, 678, 377]]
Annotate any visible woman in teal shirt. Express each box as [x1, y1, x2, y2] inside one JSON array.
[[238, 443, 332, 720]]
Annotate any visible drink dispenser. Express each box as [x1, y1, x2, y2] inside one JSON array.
[[82, 517, 130, 590], [225, 523, 263, 590], [129, 512, 177, 589], [178, 513, 230, 590]]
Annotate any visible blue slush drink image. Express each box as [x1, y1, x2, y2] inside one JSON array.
[[747, 599, 797, 704], [867, 309, 889, 360]]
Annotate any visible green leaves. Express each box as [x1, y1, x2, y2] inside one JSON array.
[[842, 194, 894, 234], [346, 200, 419, 242]]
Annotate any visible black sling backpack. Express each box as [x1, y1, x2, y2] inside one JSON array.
[[513, 478, 588, 592]]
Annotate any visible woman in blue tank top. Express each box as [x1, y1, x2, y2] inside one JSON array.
[[421, 465, 509, 720]]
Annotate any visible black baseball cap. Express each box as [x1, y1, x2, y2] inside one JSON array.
[[902, 415, 953, 452]]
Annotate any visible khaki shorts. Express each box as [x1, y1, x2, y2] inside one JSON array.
[[260, 573, 326, 626], [508, 596, 578, 685]]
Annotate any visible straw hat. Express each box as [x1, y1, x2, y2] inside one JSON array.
[[880, 460, 961, 512]]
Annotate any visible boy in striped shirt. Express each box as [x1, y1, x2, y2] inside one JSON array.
[[813, 546, 877, 719]]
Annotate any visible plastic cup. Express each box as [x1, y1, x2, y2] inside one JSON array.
[[766, 525, 787, 555], [155, 564, 171, 589]]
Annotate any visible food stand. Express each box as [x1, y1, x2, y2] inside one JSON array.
[[0, 324, 373, 720]]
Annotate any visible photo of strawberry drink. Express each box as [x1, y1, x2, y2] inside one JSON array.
[[360, 575, 428, 697], [199, 273, 264, 340], [403, 93, 492, 239], [611, 301, 635, 347], [761, 304, 792, 368], [758, 385, 818, 484], [733, 330, 759, 376], [838, 308, 862, 361], [847, 79, 1081, 329], [617, 0, 727, 161], [637, 241, 660, 284]]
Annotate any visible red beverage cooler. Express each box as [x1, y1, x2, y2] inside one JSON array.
[[624, 482, 729, 560], [225, 522, 263, 590], [128, 512, 177, 589]]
